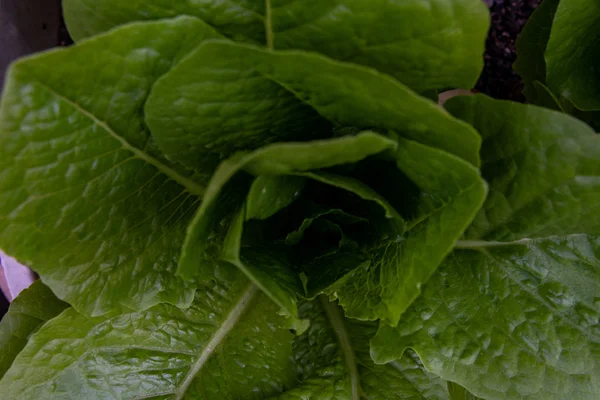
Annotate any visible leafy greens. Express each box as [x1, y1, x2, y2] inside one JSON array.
[[0, 0, 598, 399]]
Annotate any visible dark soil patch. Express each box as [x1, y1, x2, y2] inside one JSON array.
[[0, 291, 8, 317], [58, 3, 73, 46], [476, 0, 543, 101]]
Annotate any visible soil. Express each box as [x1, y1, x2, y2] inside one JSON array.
[[476, 0, 543, 101], [0, 291, 8, 317], [58, 3, 73, 47]]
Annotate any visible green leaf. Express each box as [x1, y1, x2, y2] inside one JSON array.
[[529, 81, 564, 112], [269, 0, 490, 92], [246, 175, 307, 220], [446, 94, 600, 241], [222, 207, 303, 317], [285, 205, 367, 246], [277, 298, 451, 400], [181, 133, 402, 317], [372, 235, 600, 400], [63, 0, 267, 44], [546, 0, 600, 110], [0, 17, 223, 316], [513, 0, 559, 102], [327, 138, 486, 325], [301, 171, 404, 222], [0, 281, 68, 378], [64, 0, 489, 92], [144, 40, 331, 174], [448, 382, 482, 400], [146, 40, 482, 167], [178, 131, 398, 283], [373, 96, 600, 399], [0, 270, 297, 399]]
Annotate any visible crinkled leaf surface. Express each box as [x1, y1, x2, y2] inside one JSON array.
[[64, 0, 489, 92], [0, 284, 452, 400], [144, 41, 332, 173], [373, 235, 600, 400], [0, 17, 220, 316], [0, 269, 297, 400], [373, 96, 600, 399], [446, 95, 600, 240], [269, 0, 489, 92], [146, 40, 481, 167], [0, 281, 67, 378], [277, 299, 451, 400], [545, 0, 600, 110]]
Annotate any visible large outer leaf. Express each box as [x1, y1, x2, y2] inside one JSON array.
[[146, 40, 481, 166], [328, 138, 486, 325], [373, 235, 600, 400], [0, 18, 219, 316], [270, 0, 489, 92], [277, 299, 451, 400], [63, 0, 266, 44], [0, 281, 67, 378], [0, 269, 297, 399], [545, 0, 600, 110], [373, 96, 600, 399], [446, 94, 600, 241], [179, 132, 399, 317], [64, 0, 489, 92]]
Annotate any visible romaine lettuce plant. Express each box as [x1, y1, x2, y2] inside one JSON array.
[[0, 1, 598, 399]]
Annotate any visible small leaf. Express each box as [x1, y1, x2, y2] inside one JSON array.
[[0, 281, 67, 378], [246, 176, 307, 221]]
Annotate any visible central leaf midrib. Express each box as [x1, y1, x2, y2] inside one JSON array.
[[320, 296, 362, 400], [172, 283, 259, 400], [37, 82, 206, 198]]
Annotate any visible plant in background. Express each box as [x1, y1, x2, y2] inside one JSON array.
[[514, 0, 600, 129], [0, 1, 598, 399]]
